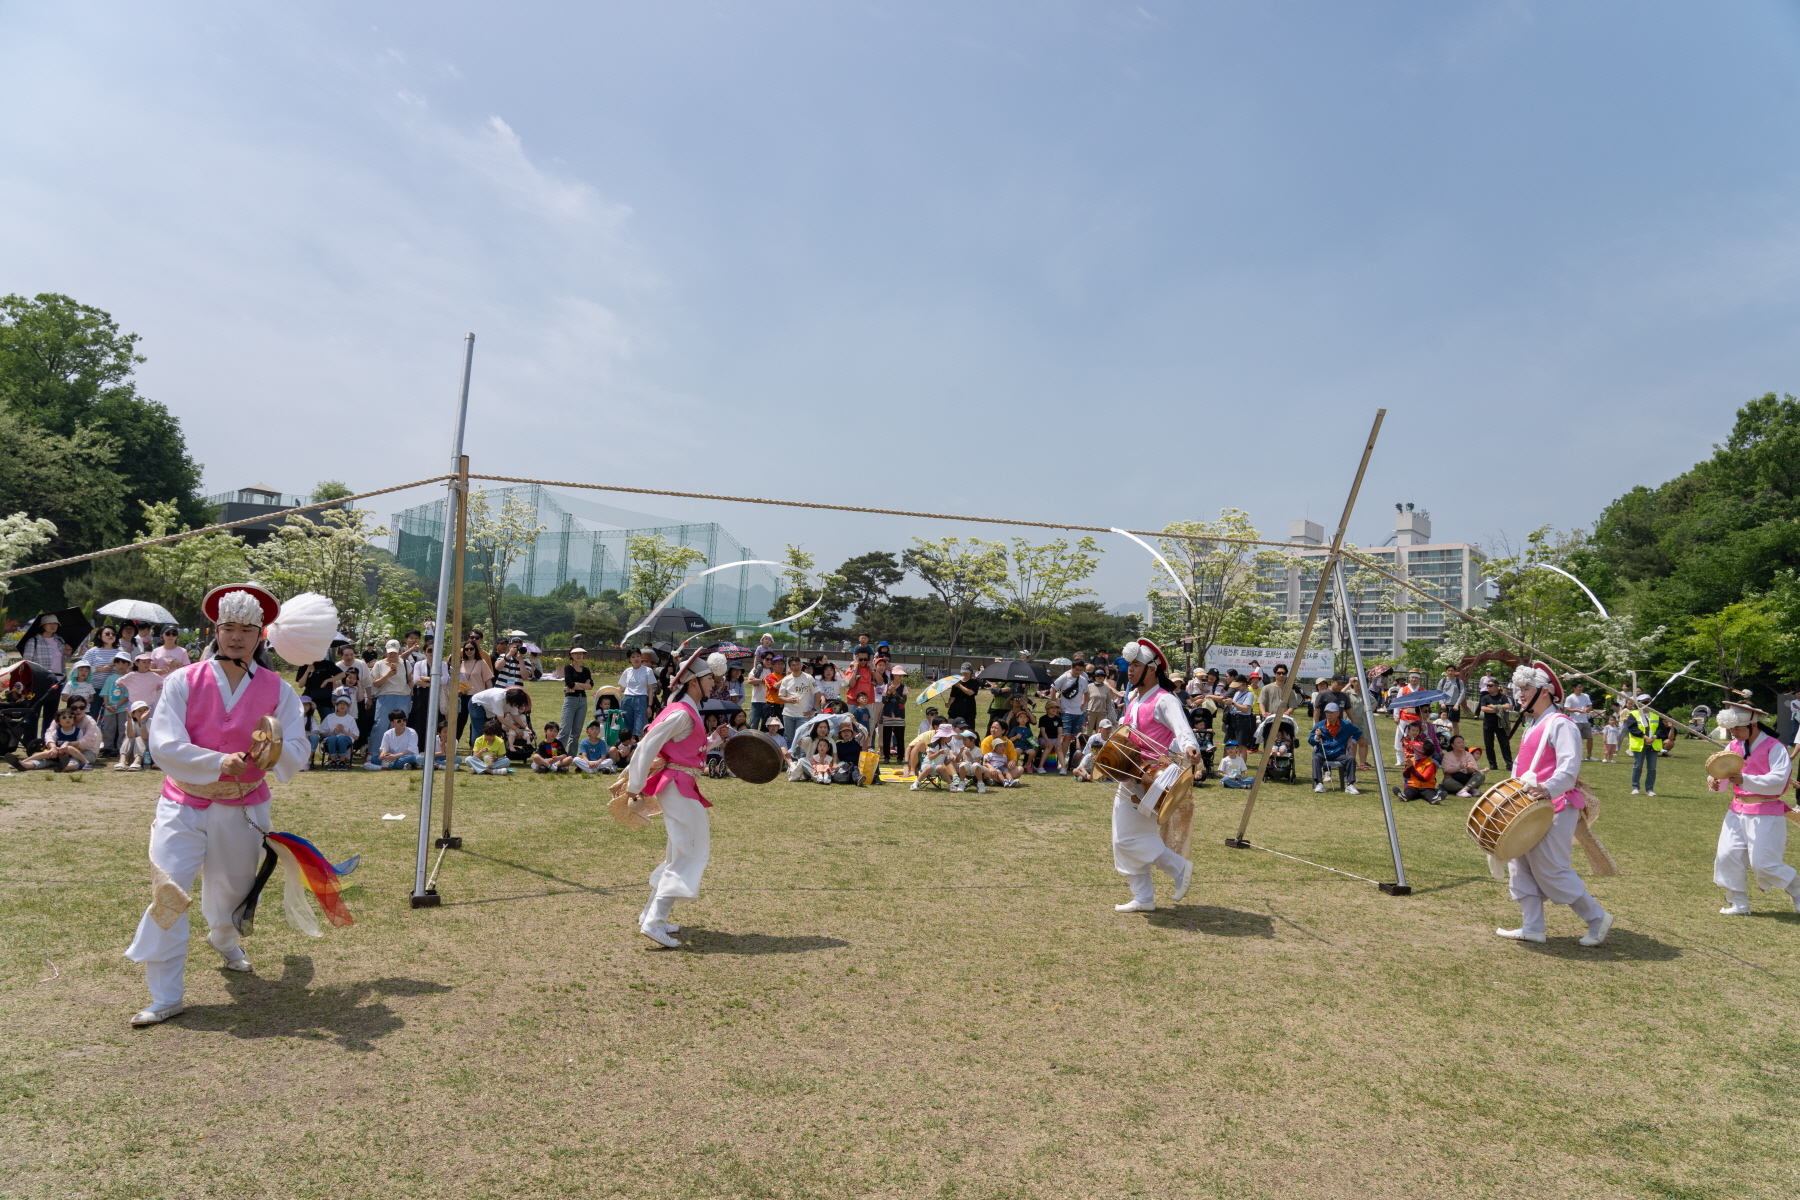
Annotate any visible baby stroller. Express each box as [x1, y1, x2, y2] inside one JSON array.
[[1256, 714, 1298, 783], [0, 704, 39, 767]]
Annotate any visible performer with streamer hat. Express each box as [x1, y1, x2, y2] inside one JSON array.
[[614, 647, 731, 948], [1708, 703, 1800, 916], [123, 584, 340, 1027], [1108, 638, 1199, 913], [1495, 661, 1615, 947]]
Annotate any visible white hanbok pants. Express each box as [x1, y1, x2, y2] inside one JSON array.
[[1112, 786, 1188, 905], [124, 798, 269, 1008], [1714, 811, 1798, 902], [637, 788, 711, 930], [1507, 806, 1604, 935]]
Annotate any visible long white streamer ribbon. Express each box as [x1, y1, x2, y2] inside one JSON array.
[[1110, 527, 1195, 608], [623, 559, 832, 643]]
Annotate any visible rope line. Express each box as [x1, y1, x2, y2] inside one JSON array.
[[0, 474, 454, 580], [1235, 842, 1384, 886]]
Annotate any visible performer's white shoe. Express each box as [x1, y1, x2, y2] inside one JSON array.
[[1171, 860, 1194, 903], [1579, 912, 1615, 947], [1787, 886, 1800, 913], [223, 956, 252, 973], [639, 924, 681, 949], [130, 1003, 185, 1027], [1720, 903, 1752, 916], [1495, 927, 1546, 943], [1114, 899, 1156, 913]]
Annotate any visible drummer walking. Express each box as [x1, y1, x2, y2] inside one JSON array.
[[1709, 704, 1800, 915], [1110, 638, 1199, 913], [1496, 661, 1614, 947]]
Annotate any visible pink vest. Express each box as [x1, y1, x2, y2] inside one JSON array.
[[1515, 711, 1583, 812], [1125, 687, 1176, 755], [644, 697, 710, 807], [1729, 733, 1792, 816], [161, 662, 281, 808]]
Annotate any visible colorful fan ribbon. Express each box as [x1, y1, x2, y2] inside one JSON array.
[[234, 832, 357, 937]]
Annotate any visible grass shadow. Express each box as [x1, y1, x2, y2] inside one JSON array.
[[177, 954, 451, 1051], [1523, 927, 1682, 963], [1143, 904, 1275, 938], [679, 929, 851, 955], [1404, 875, 1494, 896]]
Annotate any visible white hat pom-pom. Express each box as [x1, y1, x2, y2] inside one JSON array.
[[706, 652, 728, 679], [266, 592, 340, 664]]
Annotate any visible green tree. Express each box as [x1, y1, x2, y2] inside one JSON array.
[[311, 480, 354, 503], [622, 533, 708, 627], [0, 406, 128, 616], [0, 293, 206, 531], [246, 508, 390, 643], [766, 545, 825, 636], [0, 513, 56, 619], [901, 536, 1007, 655], [129, 500, 251, 623], [998, 536, 1102, 654], [1141, 510, 1276, 674], [820, 551, 904, 631], [1682, 600, 1777, 694]]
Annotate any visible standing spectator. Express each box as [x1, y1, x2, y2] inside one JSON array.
[[17, 614, 69, 742], [1225, 676, 1256, 750], [618, 648, 656, 736], [117, 652, 165, 727], [1436, 664, 1469, 735], [1052, 656, 1088, 774], [1477, 677, 1515, 771], [1391, 668, 1425, 767], [470, 685, 534, 757], [80, 626, 122, 671], [492, 638, 524, 689], [880, 667, 910, 761], [1564, 680, 1596, 761], [1083, 665, 1117, 740], [296, 646, 345, 719], [371, 640, 412, 729], [777, 657, 815, 745], [560, 646, 593, 747], [844, 647, 878, 732], [96, 651, 132, 758], [814, 661, 842, 713], [1259, 664, 1296, 731], [458, 642, 493, 745], [946, 662, 985, 729], [723, 665, 746, 704], [1601, 712, 1621, 763], [65, 662, 96, 708], [406, 635, 435, 733], [1622, 694, 1665, 796]]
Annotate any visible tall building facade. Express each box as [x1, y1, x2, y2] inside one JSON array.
[[1259, 509, 1485, 657]]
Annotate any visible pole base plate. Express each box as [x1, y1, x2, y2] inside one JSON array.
[[1224, 838, 1252, 849], [435, 836, 462, 849], [1378, 882, 1411, 896], [409, 890, 441, 909]]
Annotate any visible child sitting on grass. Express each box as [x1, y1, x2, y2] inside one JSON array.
[[1220, 740, 1252, 789], [469, 720, 512, 775], [20, 708, 87, 773], [532, 722, 573, 773], [113, 700, 152, 771], [808, 735, 837, 785], [572, 721, 610, 774], [1072, 719, 1114, 782]]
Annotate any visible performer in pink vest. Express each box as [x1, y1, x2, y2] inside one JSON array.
[[123, 584, 334, 1027], [1110, 638, 1200, 913], [622, 647, 731, 948], [1708, 703, 1799, 915], [1496, 661, 1614, 947]]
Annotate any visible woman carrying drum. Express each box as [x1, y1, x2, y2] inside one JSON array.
[[1495, 661, 1615, 947], [1110, 638, 1199, 914], [1709, 703, 1800, 916]]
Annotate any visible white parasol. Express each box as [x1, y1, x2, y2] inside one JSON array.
[[97, 599, 178, 626]]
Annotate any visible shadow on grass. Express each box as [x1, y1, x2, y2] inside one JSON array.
[[1404, 875, 1494, 896], [679, 929, 851, 955], [179, 954, 451, 1051], [1143, 905, 1275, 938], [1522, 927, 1681, 963], [454, 849, 624, 894]]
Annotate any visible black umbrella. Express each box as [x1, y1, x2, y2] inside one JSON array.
[[699, 698, 743, 715], [15, 607, 92, 654], [976, 660, 1053, 685]]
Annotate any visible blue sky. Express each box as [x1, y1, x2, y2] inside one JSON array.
[[4, 2, 1799, 606]]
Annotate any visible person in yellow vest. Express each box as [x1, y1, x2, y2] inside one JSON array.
[[1621, 693, 1664, 795]]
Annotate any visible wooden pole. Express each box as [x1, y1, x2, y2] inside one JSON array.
[[1228, 410, 1385, 851], [440, 453, 470, 845]]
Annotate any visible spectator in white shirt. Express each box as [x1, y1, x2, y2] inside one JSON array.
[[778, 660, 817, 744], [318, 693, 360, 768], [619, 649, 656, 736], [366, 711, 422, 770]]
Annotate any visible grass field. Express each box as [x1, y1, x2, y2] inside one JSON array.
[[3, 681, 1798, 1199]]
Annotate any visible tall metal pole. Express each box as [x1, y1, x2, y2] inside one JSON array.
[[1228, 411, 1384, 855], [412, 334, 475, 908], [1334, 559, 1408, 893]]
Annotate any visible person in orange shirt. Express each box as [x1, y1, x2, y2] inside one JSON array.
[[844, 646, 878, 729]]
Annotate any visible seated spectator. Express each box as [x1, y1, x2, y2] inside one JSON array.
[[469, 720, 513, 775], [573, 721, 611, 774], [114, 700, 152, 771], [808, 734, 838, 785], [1073, 718, 1114, 782], [1219, 741, 1252, 789], [318, 692, 359, 769], [978, 719, 1021, 788], [1036, 703, 1064, 774], [532, 722, 574, 773], [366, 711, 422, 770], [760, 715, 790, 755], [1395, 728, 1440, 803], [910, 724, 961, 790], [832, 719, 868, 784], [594, 689, 625, 745], [1436, 735, 1486, 800], [1309, 703, 1362, 794], [20, 707, 88, 772]]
